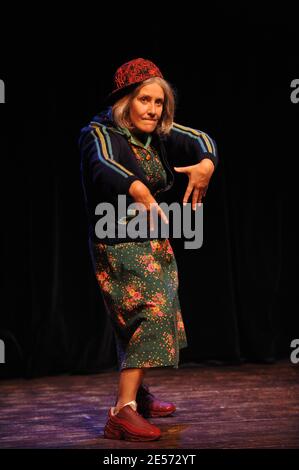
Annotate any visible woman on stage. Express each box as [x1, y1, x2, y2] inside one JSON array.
[[79, 58, 218, 441]]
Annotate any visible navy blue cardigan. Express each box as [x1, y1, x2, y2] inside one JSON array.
[[79, 107, 218, 244]]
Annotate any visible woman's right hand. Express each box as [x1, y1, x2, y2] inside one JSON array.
[[128, 180, 169, 231]]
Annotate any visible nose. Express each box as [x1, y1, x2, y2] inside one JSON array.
[[147, 102, 157, 117]]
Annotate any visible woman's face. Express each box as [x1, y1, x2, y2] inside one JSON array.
[[129, 83, 164, 134]]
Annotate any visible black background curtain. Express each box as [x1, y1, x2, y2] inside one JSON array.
[[1, 8, 298, 379]]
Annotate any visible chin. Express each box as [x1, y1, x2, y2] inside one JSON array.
[[140, 124, 157, 133]]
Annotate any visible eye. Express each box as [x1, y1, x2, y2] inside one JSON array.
[[140, 96, 148, 103]]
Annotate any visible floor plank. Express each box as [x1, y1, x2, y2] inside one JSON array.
[[0, 360, 298, 449]]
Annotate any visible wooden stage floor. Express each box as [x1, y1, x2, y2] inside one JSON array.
[[0, 360, 298, 449]]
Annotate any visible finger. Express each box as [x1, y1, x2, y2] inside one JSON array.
[[197, 194, 203, 208], [158, 207, 169, 225], [199, 190, 206, 203], [173, 166, 191, 173], [151, 203, 169, 226], [149, 202, 160, 232], [148, 202, 157, 231], [202, 186, 208, 198], [192, 188, 200, 210], [149, 203, 169, 230], [183, 185, 193, 206], [149, 206, 155, 232]]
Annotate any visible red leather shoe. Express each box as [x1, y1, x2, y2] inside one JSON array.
[[136, 384, 176, 418], [104, 400, 161, 441]]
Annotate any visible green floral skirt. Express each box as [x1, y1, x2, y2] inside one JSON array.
[[89, 238, 187, 370]]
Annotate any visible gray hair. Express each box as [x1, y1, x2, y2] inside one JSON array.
[[112, 77, 176, 135]]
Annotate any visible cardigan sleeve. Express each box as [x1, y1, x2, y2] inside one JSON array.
[[165, 122, 218, 169], [79, 124, 140, 196]]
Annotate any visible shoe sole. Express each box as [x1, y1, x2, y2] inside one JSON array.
[[141, 409, 176, 418], [104, 421, 161, 442]]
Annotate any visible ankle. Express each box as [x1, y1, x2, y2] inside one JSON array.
[[115, 398, 136, 410], [113, 399, 137, 415]]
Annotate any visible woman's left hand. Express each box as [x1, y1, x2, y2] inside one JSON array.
[[174, 158, 215, 210]]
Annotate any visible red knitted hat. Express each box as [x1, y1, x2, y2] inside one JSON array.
[[107, 58, 163, 104]]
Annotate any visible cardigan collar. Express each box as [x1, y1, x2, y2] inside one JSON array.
[[93, 107, 154, 149]]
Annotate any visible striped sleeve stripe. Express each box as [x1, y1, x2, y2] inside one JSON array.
[[102, 126, 114, 160], [91, 123, 116, 160], [91, 128, 135, 178], [173, 123, 216, 155]]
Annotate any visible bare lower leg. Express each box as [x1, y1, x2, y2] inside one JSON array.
[[115, 368, 145, 411]]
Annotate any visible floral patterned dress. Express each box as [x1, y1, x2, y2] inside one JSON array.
[[89, 134, 187, 370]]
